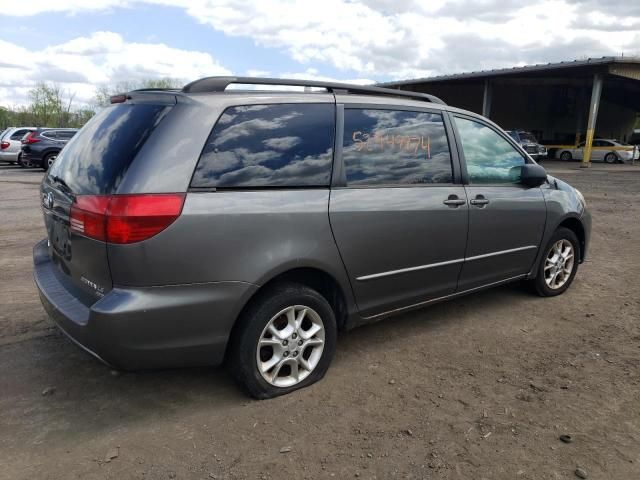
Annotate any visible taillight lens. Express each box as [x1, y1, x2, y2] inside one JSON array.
[[0, 141, 9, 149], [70, 194, 185, 244], [70, 196, 111, 241], [23, 132, 40, 144]]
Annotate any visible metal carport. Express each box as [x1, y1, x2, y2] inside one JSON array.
[[381, 56, 640, 167]]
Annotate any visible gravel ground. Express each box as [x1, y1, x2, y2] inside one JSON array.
[[0, 161, 638, 479]]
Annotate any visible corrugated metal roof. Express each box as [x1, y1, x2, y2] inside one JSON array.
[[379, 56, 640, 87]]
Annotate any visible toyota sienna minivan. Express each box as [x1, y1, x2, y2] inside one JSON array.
[[34, 77, 591, 398]]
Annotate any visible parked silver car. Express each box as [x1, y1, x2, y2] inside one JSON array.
[[34, 77, 591, 398], [0, 127, 36, 164], [556, 138, 639, 163]]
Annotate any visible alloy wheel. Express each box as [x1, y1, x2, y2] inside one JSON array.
[[544, 239, 575, 289], [256, 305, 325, 388]]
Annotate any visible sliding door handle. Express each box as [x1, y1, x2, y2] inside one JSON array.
[[443, 195, 466, 207]]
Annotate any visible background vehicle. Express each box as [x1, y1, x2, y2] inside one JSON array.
[[34, 77, 591, 399], [555, 138, 639, 163], [0, 127, 36, 164], [506, 130, 547, 160], [21, 128, 78, 170]]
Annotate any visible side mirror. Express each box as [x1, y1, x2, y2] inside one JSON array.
[[520, 163, 547, 187]]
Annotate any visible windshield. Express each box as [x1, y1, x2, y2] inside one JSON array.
[[48, 103, 171, 194], [519, 132, 538, 143]]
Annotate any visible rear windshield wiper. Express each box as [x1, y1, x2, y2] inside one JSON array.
[[51, 175, 72, 194]]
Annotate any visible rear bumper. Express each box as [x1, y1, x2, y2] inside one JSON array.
[[33, 239, 257, 370], [20, 151, 43, 167], [0, 151, 18, 162]]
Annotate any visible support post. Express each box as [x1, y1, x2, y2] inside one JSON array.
[[582, 73, 603, 168], [574, 88, 586, 146], [482, 79, 492, 118]]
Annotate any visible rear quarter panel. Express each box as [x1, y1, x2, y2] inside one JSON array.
[[107, 189, 357, 312]]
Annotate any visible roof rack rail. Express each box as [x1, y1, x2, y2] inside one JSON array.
[[181, 76, 446, 105], [130, 87, 181, 92]]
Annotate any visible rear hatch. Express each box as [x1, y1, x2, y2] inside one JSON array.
[[41, 97, 175, 301]]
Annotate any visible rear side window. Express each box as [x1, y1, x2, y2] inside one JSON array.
[[57, 130, 77, 140], [10, 129, 29, 140], [342, 109, 453, 186], [41, 130, 57, 139], [49, 104, 171, 194], [191, 104, 335, 188]]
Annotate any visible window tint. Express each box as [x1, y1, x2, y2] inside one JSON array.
[[454, 117, 525, 184], [192, 104, 335, 188], [57, 130, 77, 140], [10, 129, 29, 140], [42, 130, 57, 139], [342, 109, 453, 186], [49, 103, 171, 194]]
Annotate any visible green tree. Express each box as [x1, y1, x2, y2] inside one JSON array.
[[92, 78, 182, 109]]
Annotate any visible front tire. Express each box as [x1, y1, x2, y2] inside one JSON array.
[[228, 282, 337, 399], [560, 151, 572, 161], [532, 227, 580, 297]]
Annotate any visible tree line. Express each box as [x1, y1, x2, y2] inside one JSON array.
[[0, 78, 181, 130]]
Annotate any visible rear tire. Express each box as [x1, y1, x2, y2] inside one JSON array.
[[228, 282, 337, 399], [531, 227, 580, 297], [604, 152, 617, 164], [560, 151, 572, 161], [17, 154, 26, 168]]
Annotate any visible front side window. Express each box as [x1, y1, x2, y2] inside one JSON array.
[[192, 104, 335, 188], [342, 109, 453, 186], [454, 117, 525, 184]]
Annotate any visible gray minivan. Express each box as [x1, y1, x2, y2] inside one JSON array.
[[34, 77, 591, 398]]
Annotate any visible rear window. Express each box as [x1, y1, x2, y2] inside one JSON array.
[[49, 103, 171, 194], [191, 103, 335, 188]]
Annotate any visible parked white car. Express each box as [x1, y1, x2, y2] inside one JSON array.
[[555, 139, 639, 163], [0, 127, 36, 164]]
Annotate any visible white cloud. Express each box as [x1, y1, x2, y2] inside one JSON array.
[[0, 31, 230, 106], [1, 0, 639, 106], [174, 0, 639, 78]]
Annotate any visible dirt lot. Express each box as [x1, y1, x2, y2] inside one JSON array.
[[0, 161, 638, 480]]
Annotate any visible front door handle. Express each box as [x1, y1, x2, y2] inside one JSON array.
[[470, 195, 489, 206], [443, 195, 466, 207]]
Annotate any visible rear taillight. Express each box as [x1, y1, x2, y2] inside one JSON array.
[[70, 194, 185, 244], [23, 132, 40, 144], [0, 141, 9, 149]]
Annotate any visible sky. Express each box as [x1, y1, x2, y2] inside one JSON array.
[[0, 0, 638, 106]]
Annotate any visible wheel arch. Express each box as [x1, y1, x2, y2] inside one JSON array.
[[558, 149, 572, 160], [528, 213, 587, 279], [42, 148, 61, 159], [224, 266, 353, 361], [557, 216, 586, 262]]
